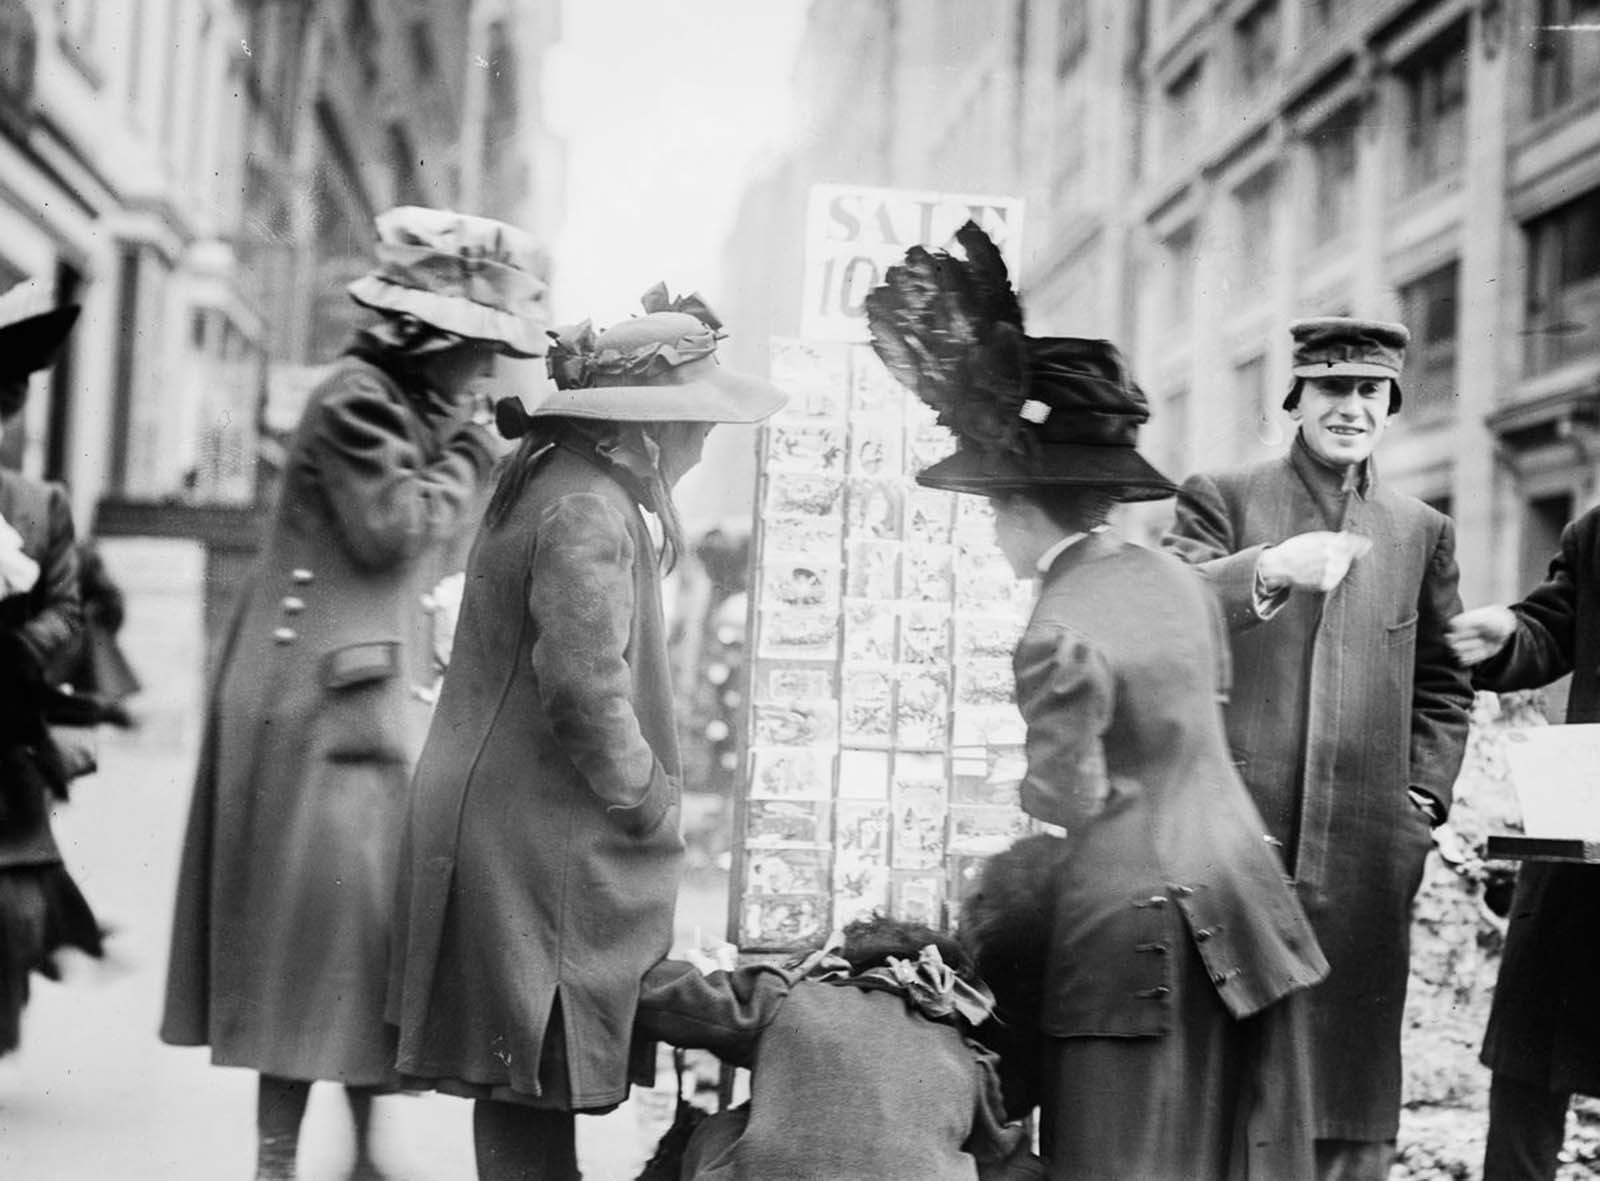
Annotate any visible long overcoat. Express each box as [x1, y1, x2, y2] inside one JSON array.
[[389, 444, 684, 1112], [1020, 534, 1328, 1175], [1472, 504, 1600, 1096], [1163, 435, 1472, 1140], [160, 355, 494, 1085]]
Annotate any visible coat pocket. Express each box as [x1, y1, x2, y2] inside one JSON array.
[[321, 641, 404, 764], [1385, 613, 1419, 649]]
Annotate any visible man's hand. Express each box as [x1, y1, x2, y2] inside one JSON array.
[[1446, 605, 1517, 667], [1256, 531, 1373, 594]]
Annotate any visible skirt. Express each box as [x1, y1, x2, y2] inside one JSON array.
[[0, 861, 103, 1055]]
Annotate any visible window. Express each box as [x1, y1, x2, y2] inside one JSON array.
[[1308, 109, 1357, 247], [1234, 355, 1274, 455], [1235, 1, 1279, 99], [1524, 188, 1600, 375], [1398, 261, 1460, 413], [1057, 2, 1088, 77], [1164, 386, 1191, 475], [1397, 27, 1468, 194], [1234, 170, 1276, 299], [409, 19, 436, 79], [1162, 58, 1205, 173], [346, 0, 378, 89], [1164, 225, 1197, 331], [1532, 0, 1600, 118]]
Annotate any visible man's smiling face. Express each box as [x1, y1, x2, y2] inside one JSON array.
[[1295, 375, 1394, 468]]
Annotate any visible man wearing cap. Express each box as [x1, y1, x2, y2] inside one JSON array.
[[161, 206, 548, 1179], [1164, 317, 1473, 1179]]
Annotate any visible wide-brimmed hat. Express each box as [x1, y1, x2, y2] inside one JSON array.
[[866, 221, 1175, 501], [0, 281, 80, 383], [347, 206, 549, 357], [1285, 316, 1408, 412], [519, 284, 787, 425]]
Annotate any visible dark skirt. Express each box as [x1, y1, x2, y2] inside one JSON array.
[[0, 862, 103, 1055], [1039, 934, 1315, 1180]]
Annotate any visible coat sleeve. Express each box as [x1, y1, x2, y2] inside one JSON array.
[[1409, 515, 1473, 817], [527, 492, 674, 836], [1014, 623, 1114, 831], [19, 484, 82, 668], [965, 1044, 1039, 1177], [305, 371, 495, 572], [633, 959, 793, 1067], [1162, 475, 1278, 632], [1473, 518, 1584, 694]]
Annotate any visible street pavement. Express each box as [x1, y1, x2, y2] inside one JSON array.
[[0, 539, 718, 1180]]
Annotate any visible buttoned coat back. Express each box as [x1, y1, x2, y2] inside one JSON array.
[[1473, 505, 1600, 1096], [390, 445, 684, 1111], [1163, 440, 1472, 1139], [1018, 535, 1327, 1039], [161, 356, 494, 1084]]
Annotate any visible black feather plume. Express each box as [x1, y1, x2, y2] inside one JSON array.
[[864, 221, 1031, 458]]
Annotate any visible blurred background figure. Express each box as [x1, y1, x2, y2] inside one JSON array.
[[159, 207, 547, 1181], [0, 281, 98, 1058]]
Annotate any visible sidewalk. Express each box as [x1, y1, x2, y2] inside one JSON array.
[[0, 538, 719, 1180]]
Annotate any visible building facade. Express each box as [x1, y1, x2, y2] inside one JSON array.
[[733, 0, 1600, 614]]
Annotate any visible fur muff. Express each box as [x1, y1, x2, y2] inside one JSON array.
[[959, 833, 1069, 1119]]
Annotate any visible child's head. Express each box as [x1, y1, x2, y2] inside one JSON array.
[[837, 914, 981, 988], [958, 834, 1068, 1020]]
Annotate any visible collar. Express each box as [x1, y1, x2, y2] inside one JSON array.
[[1035, 526, 1105, 577], [1290, 431, 1375, 529], [814, 943, 996, 1027]]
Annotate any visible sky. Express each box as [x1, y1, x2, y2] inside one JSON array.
[[543, 0, 811, 327]]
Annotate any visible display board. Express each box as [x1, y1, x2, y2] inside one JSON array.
[[729, 339, 1037, 952]]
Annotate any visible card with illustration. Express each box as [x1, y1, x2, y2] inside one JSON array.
[[744, 848, 831, 898], [837, 749, 891, 799], [745, 800, 830, 847], [748, 747, 834, 800], [765, 472, 846, 518], [891, 779, 949, 870], [954, 658, 1015, 707], [752, 699, 839, 748], [898, 605, 952, 667], [956, 618, 1023, 663], [841, 670, 895, 746], [835, 802, 891, 865], [843, 598, 897, 665], [895, 670, 951, 749], [849, 346, 910, 417], [906, 489, 955, 546], [764, 666, 834, 702], [741, 896, 827, 951], [906, 418, 958, 470], [768, 339, 848, 419], [844, 540, 899, 601], [948, 804, 1031, 856], [763, 512, 843, 558], [757, 607, 840, 661], [762, 561, 841, 613], [832, 878, 890, 929], [846, 479, 904, 540], [890, 873, 946, 928], [951, 703, 1027, 749], [950, 749, 1025, 806], [902, 545, 954, 602], [848, 416, 904, 479], [769, 420, 847, 474]]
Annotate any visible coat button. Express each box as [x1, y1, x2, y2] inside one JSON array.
[[1137, 895, 1168, 909], [1135, 986, 1171, 1000], [1171, 884, 1195, 898], [292, 568, 314, 584], [281, 596, 306, 614], [273, 627, 297, 644], [1195, 928, 1215, 942]]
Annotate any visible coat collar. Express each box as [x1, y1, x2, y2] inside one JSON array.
[[1038, 528, 1117, 586], [1288, 430, 1375, 529]]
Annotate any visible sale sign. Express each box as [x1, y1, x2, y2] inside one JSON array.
[[800, 184, 1025, 342]]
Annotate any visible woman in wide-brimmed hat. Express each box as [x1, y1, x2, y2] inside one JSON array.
[[868, 224, 1328, 1180], [388, 286, 784, 1180], [0, 280, 102, 1059], [160, 206, 548, 1180]]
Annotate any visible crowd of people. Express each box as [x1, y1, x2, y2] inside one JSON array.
[[0, 204, 1596, 1181]]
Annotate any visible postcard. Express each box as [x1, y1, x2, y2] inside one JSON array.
[[841, 670, 895, 746], [843, 598, 897, 664], [837, 749, 891, 799], [846, 479, 904, 540], [844, 540, 900, 601], [748, 747, 834, 800], [848, 415, 904, 479], [757, 607, 840, 661], [745, 800, 830, 847], [752, 699, 839, 748], [765, 472, 846, 518]]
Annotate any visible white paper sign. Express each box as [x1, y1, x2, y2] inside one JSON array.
[[1501, 724, 1600, 840], [800, 184, 1024, 342]]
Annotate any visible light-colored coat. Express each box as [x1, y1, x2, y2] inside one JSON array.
[[160, 355, 494, 1084], [389, 445, 684, 1111], [1163, 435, 1472, 1140]]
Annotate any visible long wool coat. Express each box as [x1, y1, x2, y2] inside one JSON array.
[[389, 444, 684, 1112], [160, 355, 494, 1085], [1163, 435, 1473, 1140], [634, 960, 1027, 1179], [1020, 534, 1328, 1175], [1472, 505, 1600, 1097]]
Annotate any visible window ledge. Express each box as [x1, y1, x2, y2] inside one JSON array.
[[1517, 89, 1600, 151]]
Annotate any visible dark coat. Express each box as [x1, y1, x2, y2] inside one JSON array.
[[160, 356, 495, 1085], [390, 445, 684, 1111], [635, 960, 1026, 1180], [1472, 504, 1600, 1096], [1016, 534, 1326, 1170], [1163, 436, 1473, 1140], [0, 470, 81, 869]]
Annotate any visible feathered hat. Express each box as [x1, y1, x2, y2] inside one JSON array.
[[0, 281, 80, 386], [865, 222, 1176, 500], [347, 206, 549, 357], [499, 283, 788, 432]]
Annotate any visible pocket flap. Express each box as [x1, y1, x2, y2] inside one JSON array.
[[322, 641, 400, 689]]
